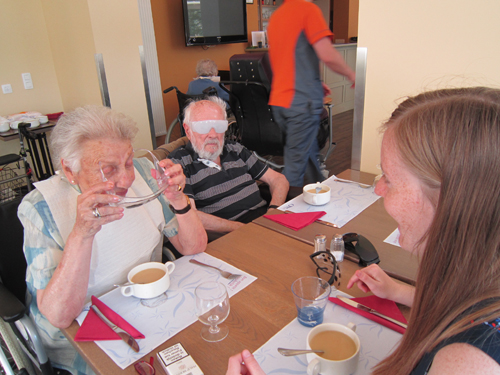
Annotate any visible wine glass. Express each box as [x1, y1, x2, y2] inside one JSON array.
[[195, 281, 230, 342]]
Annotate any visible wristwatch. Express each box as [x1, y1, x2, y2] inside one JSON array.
[[169, 195, 191, 215]]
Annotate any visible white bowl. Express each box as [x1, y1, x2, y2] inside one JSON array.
[[38, 115, 48, 124], [10, 121, 21, 129], [0, 122, 10, 132]]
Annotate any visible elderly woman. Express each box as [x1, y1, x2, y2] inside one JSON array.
[[227, 87, 500, 375], [18, 106, 207, 374], [186, 59, 230, 103]]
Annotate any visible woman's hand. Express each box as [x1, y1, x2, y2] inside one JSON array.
[[158, 159, 188, 207], [346, 264, 415, 307], [73, 181, 124, 238], [226, 350, 266, 375]]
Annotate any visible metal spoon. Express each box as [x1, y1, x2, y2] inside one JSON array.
[[277, 348, 324, 356]]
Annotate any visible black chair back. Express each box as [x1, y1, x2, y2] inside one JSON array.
[[0, 196, 27, 304], [227, 53, 284, 156]]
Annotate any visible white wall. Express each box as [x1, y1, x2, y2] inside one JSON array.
[[358, 0, 500, 174]]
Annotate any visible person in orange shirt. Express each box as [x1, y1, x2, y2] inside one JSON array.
[[267, 0, 355, 187]]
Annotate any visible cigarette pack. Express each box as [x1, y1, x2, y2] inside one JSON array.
[[157, 343, 203, 375]]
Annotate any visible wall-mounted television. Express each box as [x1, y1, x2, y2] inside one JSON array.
[[182, 0, 248, 47]]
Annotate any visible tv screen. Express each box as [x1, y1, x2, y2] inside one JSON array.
[[182, 0, 248, 47]]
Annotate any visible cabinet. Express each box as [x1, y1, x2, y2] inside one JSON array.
[[258, 0, 283, 32], [322, 43, 357, 115]]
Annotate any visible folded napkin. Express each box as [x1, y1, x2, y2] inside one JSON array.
[[330, 295, 407, 334], [75, 295, 145, 341], [263, 211, 327, 231]]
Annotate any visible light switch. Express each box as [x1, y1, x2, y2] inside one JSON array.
[[2, 84, 13, 94], [22, 73, 33, 89]]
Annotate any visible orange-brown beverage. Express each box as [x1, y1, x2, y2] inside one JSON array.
[[309, 330, 357, 361], [131, 268, 166, 284]]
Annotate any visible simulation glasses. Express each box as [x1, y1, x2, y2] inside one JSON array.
[[190, 120, 229, 134], [99, 149, 169, 209]]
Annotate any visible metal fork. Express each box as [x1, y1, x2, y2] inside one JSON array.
[[189, 259, 241, 279]]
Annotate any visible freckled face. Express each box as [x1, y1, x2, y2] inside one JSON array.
[[374, 128, 436, 254], [70, 138, 135, 195]]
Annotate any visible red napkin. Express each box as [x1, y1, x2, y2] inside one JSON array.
[[330, 295, 407, 334], [263, 211, 327, 231], [75, 296, 145, 341]]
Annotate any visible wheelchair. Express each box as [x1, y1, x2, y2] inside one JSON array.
[[0, 195, 69, 375]]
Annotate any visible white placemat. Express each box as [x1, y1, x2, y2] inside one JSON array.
[[76, 252, 257, 369], [254, 290, 402, 375], [278, 175, 381, 228]]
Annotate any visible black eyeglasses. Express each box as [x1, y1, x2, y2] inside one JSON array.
[[310, 251, 341, 287]]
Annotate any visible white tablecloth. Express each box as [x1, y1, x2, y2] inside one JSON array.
[[278, 175, 381, 228], [254, 290, 403, 374], [76, 253, 257, 369]]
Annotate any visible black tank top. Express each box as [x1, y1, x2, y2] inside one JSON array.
[[411, 318, 500, 375]]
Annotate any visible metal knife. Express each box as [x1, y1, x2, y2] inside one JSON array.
[[337, 296, 407, 329], [90, 305, 140, 352]]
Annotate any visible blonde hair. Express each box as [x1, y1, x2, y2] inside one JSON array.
[[374, 87, 500, 374], [51, 105, 138, 172]]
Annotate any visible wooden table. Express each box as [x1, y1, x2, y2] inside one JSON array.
[[62, 170, 415, 375], [0, 121, 56, 142], [255, 170, 418, 285]]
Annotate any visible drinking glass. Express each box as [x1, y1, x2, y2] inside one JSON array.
[[195, 281, 230, 342]]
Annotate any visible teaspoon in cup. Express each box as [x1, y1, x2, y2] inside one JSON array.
[[277, 348, 324, 356]]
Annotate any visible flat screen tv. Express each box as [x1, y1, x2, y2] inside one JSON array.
[[182, 0, 248, 47]]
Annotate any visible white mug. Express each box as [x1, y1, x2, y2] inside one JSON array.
[[303, 183, 331, 205], [306, 322, 360, 375], [121, 261, 176, 299]]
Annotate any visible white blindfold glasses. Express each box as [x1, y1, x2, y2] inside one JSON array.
[[190, 120, 228, 134]]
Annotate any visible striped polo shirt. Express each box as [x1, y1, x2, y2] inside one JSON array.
[[169, 141, 268, 220], [267, 0, 333, 112]]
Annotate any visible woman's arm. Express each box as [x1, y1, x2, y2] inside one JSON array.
[[33, 181, 124, 328]]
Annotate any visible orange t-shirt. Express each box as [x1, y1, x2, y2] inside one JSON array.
[[267, 0, 333, 110]]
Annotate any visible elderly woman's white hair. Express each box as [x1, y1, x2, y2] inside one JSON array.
[[196, 59, 218, 77], [183, 96, 227, 126], [50, 105, 138, 172]]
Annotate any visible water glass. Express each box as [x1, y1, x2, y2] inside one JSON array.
[[291, 276, 331, 327]]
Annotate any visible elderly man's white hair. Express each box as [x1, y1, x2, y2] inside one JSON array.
[[51, 105, 138, 172], [196, 59, 218, 77], [183, 96, 228, 126]]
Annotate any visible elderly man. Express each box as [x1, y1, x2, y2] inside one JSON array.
[[168, 97, 289, 236]]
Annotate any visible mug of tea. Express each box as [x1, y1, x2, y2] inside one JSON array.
[[306, 322, 360, 375], [303, 183, 331, 206], [121, 261, 176, 299]]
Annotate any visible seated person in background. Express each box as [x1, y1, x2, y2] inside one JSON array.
[[18, 106, 207, 374], [169, 97, 289, 238], [226, 87, 500, 375], [187, 59, 230, 103]]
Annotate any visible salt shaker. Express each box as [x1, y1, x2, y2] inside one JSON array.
[[330, 234, 345, 262], [314, 234, 327, 254]]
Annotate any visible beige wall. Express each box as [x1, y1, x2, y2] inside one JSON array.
[[1, 0, 154, 163], [0, 0, 64, 156], [358, 0, 500, 174], [41, 0, 102, 111]]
